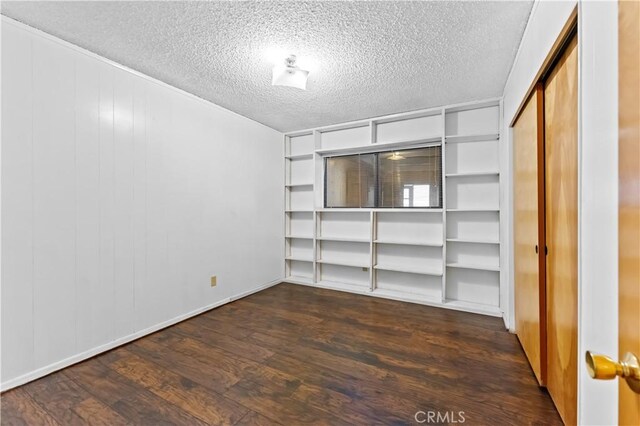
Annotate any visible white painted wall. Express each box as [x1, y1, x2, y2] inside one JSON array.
[[1, 17, 284, 391], [576, 1, 618, 424], [502, 1, 619, 424]]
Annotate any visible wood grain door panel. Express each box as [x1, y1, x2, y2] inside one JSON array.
[[544, 34, 579, 426], [619, 0, 640, 423], [514, 85, 546, 386]]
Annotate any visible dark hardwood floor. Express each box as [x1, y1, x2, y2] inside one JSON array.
[[1, 283, 562, 425]]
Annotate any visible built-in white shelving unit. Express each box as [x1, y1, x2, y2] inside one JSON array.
[[284, 132, 316, 284], [283, 99, 502, 317]]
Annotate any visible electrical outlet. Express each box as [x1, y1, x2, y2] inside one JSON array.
[[210, 276, 217, 287]]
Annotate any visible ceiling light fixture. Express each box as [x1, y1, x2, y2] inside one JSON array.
[[272, 55, 309, 90], [388, 152, 405, 160]]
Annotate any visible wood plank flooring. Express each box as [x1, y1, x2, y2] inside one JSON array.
[[1, 283, 562, 425]]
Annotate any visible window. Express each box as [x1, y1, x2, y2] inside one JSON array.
[[325, 153, 376, 208], [378, 147, 442, 208], [324, 146, 442, 208]]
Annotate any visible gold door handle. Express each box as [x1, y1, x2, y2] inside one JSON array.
[[585, 351, 640, 394]]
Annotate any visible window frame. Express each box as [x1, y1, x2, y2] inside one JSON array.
[[323, 144, 443, 209]]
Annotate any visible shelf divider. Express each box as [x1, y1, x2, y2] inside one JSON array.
[[446, 209, 499, 213], [317, 236, 370, 243], [446, 238, 499, 245], [445, 171, 499, 178], [445, 133, 499, 144], [285, 256, 314, 262], [317, 258, 370, 268], [285, 153, 314, 160], [446, 262, 500, 272], [374, 239, 443, 247], [285, 183, 314, 188], [285, 275, 314, 285], [374, 263, 443, 276]]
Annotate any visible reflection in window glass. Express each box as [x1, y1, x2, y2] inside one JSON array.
[[324, 146, 442, 209], [325, 154, 376, 208], [378, 147, 442, 208], [403, 186, 411, 207]]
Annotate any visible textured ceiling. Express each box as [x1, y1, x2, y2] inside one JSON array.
[[2, 1, 533, 132]]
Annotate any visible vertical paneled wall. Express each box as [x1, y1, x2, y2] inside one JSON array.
[[1, 19, 284, 389]]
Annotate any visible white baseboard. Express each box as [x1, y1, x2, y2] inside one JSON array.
[[283, 279, 504, 318], [0, 278, 282, 392]]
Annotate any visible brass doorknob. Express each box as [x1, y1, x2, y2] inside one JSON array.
[[585, 350, 640, 394]]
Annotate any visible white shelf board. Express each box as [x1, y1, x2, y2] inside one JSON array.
[[285, 276, 314, 285], [285, 209, 314, 213], [373, 208, 443, 213], [316, 280, 371, 293], [446, 209, 499, 213], [374, 263, 443, 276], [315, 136, 441, 156], [446, 238, 500, 245], [445, 171, 499, 178], [285, 130, 314, 138], [445, 133, 499, 144], [444, 299, 502, 317], [316, 208, 373, 213], [371, 108, 442, 124], [373, 136, 443, 150], [373, 288, 441, 304], [446, 262, 500, 272], [444, 98, 501, 113], [285, 235, 314, 240], [285, 255, 314, 262], [285, 153, 314, 160], [317, 258, 370, 268], [317, 236, 370, 243], [317, 208, 443, 213], [316, 120, 370, 134], [285, 183, 314, 188], [374, 239, 443, 247]]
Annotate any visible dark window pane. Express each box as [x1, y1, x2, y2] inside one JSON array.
[[325, 154, 376, 207], [378, 147, 442, 208]]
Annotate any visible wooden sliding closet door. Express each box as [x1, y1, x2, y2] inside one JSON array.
[[514, 85, 546, 385], [544, 34, 578, 426], [619, 0, 640, 422]]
